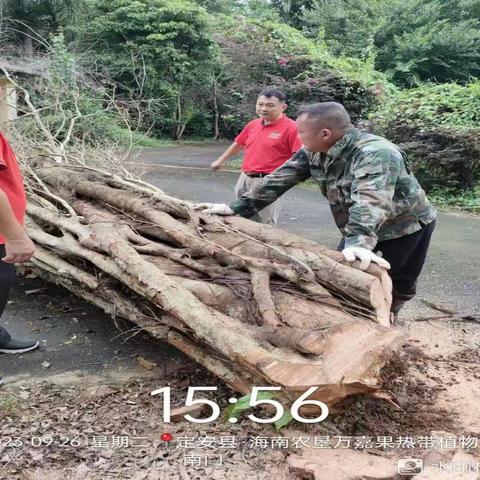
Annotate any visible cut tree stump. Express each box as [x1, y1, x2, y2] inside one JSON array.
[[22, 163, 406, 411]]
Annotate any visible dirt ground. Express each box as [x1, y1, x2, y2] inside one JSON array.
[[1, 278, 480, 480], [0, 143, 479, 479]]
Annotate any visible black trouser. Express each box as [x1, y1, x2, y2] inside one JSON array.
[[338, 220, 436, 301], [0, 244, 15, 345]]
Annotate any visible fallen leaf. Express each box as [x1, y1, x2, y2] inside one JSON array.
[[28, 449, 44, 462], [136, 356, 157, 370], [170, 404, 206, 422]]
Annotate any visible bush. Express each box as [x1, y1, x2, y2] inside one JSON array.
[[12, 33, 159, 161], [429, 185, 480, 214], [373, 0, 480, 86], [77, 0, 216, 139], [213, 17, 387, 137], [370, 81, 480, 191]]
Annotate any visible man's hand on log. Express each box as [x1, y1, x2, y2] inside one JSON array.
[[342, 247, 391, 271], [3, 230, 36, 264], [193, 203, 235, 216]]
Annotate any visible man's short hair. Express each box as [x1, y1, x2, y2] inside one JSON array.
[[258, 88, 287, 103], [297, 102, 352, 130]]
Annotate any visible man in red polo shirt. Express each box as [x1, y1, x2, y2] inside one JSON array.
[[210, 89, 301, 225], [0, 129, 38, 354]]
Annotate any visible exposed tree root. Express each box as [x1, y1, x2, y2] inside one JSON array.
[[22, 163, 406, 410]]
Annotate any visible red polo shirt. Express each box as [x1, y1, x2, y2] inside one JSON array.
[[235, 114, 302, 173], [0, 132, 27, 244]]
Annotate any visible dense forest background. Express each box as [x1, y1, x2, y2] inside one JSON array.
[[0, 0, 479, 210]]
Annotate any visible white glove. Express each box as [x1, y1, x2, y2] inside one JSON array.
[[193, 203, 235, 216], [342, 246, 391, 271]]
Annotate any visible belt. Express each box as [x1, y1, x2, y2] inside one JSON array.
[[244, 172, 270, 178]]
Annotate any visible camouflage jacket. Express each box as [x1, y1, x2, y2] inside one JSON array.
[[230, 128, 437, 250]]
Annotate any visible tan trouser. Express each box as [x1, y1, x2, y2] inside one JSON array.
[[234, 172, 282, 225]]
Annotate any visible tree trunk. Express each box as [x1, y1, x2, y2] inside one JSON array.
[[212, 74, 220, 140], [23, 163, 406, 411], [172, 95, 186, 141], [23, 35, 34, 59]]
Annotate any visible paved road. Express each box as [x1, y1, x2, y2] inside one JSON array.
[[1, 142, 478, 382], [133, 143, 480, 318]]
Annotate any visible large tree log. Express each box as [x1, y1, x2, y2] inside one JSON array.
[[22, 163, 406, 411]]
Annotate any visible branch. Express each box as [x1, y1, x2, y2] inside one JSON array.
[[250, 269, 281, 327], [0, 67, 63, 161]]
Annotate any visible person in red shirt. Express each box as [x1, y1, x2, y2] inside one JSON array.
[[0, 130, 38, 354], [210, 89, 302, 225]]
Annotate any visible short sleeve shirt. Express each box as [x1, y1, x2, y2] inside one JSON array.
[[0, 132, 27, 244], [235, 114, 302, 173]]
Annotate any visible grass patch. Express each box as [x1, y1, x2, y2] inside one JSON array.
[[299, 178, 318, 190], [0, 396, 18, 415], [300, 180, 480, 214], [132, 136, 232, 149], [228, 158, 242, 171], [429, 186, 480, 214], [131, 133, 176, 148]]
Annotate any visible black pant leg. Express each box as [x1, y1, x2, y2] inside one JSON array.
[[0, 244, 15, 344], [376, 221, 436, 300], [337, 221, 435, 301]]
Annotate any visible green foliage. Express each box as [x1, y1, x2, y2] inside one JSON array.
[[239, 0, 283, 22], [240, 18, 385, 86], [269, 0, 314, 27], [302, 0, 387, 58], [0, 396, 18, 415], [77, 0, 216, 138], [224, 392, 270, 422], [48, 33, 78, 87], [45, 34, 123, 144], [83, 0, 213, 72], [374, 0, 480, 86], [213, 16, 385, 136], [2, 0, 80, 29], [15, 33, 145, 154], [273, 410, 294, 431], [224, 392, 294, 430], [370, 81, 480, 191], [192, 0, 242, 15], [301, 0, 480, 87], [1, 0, 84, 53], [429, 186, 480, 214], [6, 0, 479, 211], [373, 81, 480, 132]]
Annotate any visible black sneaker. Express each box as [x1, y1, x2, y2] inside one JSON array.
[[0, 338, 39, 354]]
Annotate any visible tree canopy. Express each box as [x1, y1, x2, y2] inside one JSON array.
[[1, 0, 479, 198]]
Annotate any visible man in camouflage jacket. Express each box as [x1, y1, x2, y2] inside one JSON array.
[[195, 102, 437, 320]]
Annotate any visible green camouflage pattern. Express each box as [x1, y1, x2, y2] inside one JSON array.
[[230, 128, 437, 250]]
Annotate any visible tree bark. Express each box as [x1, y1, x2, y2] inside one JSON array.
[[23, 163, 405, 410]]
